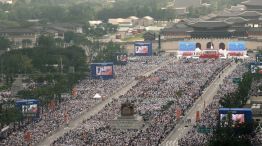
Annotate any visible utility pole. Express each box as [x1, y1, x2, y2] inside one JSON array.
[[1, 59, 3, 81], [158, 34, 161, 56], [60, 57, 63, 74]]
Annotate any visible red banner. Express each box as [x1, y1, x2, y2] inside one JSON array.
[[182, 52, 193, 57], [24, 131, 31, 142], [228, 52, 244, 56], [196, 111, 200, 122], [176, 108, 182, 120]]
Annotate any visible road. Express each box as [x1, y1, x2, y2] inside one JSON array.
[[37, 58, 171, 146], [161, 62, 238, 146]]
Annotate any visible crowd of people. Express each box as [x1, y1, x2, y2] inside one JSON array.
[[178, 62, 249, 146], [1, 56, 168, 146], [51, 58, 230, 146], [0, 91, 11, 99]]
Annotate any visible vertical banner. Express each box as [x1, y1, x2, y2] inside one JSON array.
[[176, 108, 182, 120], [24, 131, 32, 143], [178, 42, 196, 57], [72, 86, 77, 97], [64, 110, 69, 125], [196, 111, 200, 123], [51, 99, 56, 111]]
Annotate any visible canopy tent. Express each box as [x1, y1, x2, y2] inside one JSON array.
[[93, 93, 102, 99], [195, 47, 201, 52]]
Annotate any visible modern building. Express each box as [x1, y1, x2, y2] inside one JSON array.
[[139, 16, 154, 27], [108, 18, 133, 27], [0, 0, 15, 4]]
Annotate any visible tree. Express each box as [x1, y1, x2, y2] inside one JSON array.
[[219, 72, 253, 108], [94, 41, 125, 63], [0, 101, 23, 128], [64, 31, 77, 44], [96, 0, 172, 20], [64, 31, 88, 45], [1, 53, 33, 74], [209, 112, 252, 146], [22, 39, 32, 48], [37, 35, 55, 48], [0, 37, 11, 50]]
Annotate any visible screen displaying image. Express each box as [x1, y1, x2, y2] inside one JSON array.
[[96, 66, 113, 76], [22, 104, 38, 113], [258, 65, 262, 74], [220, 114, 245, 126], [232, 114, 245, 123], [251, 64, 262, 74], [135, 45, 148, 54]]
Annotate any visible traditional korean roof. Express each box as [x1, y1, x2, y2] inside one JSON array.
[[216, 10, 241, 17], [242, 0, 262, 7], [224, 17, 249, 24], [238, 11, 262, 17], [188, 21, 232, 29], [161, 22, 193, 33]]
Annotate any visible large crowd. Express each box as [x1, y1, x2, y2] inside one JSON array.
[[0, 56, 168, 146], [51, 58, 230, 146], [178, 62, 250, 146]]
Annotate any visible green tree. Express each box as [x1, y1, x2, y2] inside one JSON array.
[[94, 41, 124, 62], [219, 71, 253, 108], [0, 37, 11, 50], [37, 35, 55, 48], [0, 101, 22, 128], [22, 39, 32, 48], [209, 112, 252, 146]]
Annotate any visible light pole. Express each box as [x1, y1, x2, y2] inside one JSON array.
[[1, 59, 3, 82]]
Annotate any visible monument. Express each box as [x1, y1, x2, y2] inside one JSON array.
[[121, 102, 135, 117], [109, 101, 144, 129]]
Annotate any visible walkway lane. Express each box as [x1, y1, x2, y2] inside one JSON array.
[[37, 58, 172, 146], [161, 63, 238, 146]]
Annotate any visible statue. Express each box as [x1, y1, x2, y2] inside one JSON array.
[[121, 102, 135, 117], [109, 101, 143, 129]]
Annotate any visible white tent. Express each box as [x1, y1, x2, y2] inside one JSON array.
[[93, 93, 102, 99], [219, 49, 227, 58], [195, 48, 201, 52]]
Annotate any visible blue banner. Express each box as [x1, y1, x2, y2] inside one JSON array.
[[179, 42, 196, 51], [228, 42, 246, 51]]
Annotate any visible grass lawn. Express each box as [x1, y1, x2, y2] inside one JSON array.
[[122, 33, 144, 42]]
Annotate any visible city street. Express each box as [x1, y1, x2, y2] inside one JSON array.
[[161, 62, 238, 146], [37, 57, 172, 146]]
